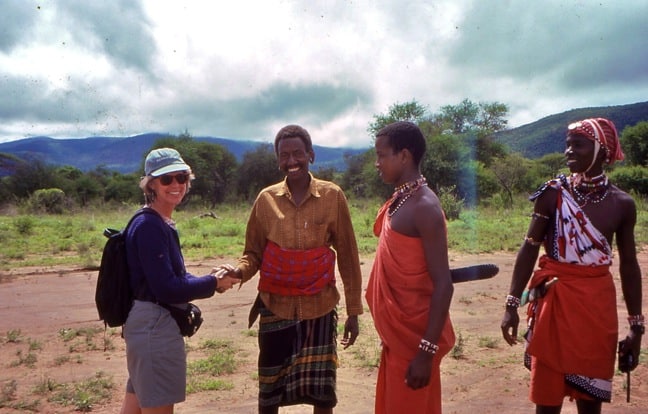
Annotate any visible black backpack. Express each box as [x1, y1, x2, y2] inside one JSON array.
[[95, 209, 154, 327]]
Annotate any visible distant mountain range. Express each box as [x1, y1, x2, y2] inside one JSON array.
[[1, 101, 646, 175], [0, 134, 367, 175]]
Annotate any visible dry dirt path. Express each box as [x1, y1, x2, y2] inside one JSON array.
[[0, 250, 646, 413]]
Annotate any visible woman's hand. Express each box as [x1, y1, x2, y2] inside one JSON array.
[[212, 264, 242, 293]]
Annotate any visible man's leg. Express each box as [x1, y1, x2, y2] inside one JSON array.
[[259, 404, 278, 414], [576, 399, 601, 414], [536, 405, 562, 414], [314, 406, 333, 414]]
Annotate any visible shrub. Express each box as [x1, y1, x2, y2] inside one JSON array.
[[609, 165, 648, 195], [438, 185, 464, 220], [28, 188, 68, 214]]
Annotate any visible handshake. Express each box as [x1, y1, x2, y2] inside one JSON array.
[[211, 264, 242, 293]]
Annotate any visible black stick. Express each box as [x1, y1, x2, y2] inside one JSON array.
[[450, 264, 499, 284]]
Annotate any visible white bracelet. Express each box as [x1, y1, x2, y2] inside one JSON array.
[[506, 295, 521, 308], [419, 339, 439, 354]]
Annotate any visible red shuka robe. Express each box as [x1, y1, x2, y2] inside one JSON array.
[[366, 204, 455, 414]]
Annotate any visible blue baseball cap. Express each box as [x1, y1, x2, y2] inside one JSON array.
[[144, 148, 191, 177]]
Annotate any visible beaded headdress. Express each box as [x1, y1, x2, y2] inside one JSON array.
[[567, 118, 624, 166]]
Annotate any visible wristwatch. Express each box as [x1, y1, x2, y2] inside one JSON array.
[[630, 324, 645, 335]]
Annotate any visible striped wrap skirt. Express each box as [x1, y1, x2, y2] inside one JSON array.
[[257, 304, 338, 409]]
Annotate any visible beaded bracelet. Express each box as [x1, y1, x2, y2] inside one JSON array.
[[506, 295, 521, 308], [419, 339, 439, 354], [524, 236, 543, 246], [531, 212, 550, 220], [628, 314, 645, 326]]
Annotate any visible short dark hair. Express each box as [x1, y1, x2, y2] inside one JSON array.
[[274, 125, 313, 155], [376, 121, 426, 165]]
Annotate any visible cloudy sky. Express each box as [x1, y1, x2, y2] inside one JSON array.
[[1, 1, 647, 148]]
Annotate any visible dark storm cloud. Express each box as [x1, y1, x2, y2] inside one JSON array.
[[153, 82, 371, 139], [448, 2, 648, 91], [0, 73, 117, 125], [238, 82, 371, 121], [55, 0, 157, 73]]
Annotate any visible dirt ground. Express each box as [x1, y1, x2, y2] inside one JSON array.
[[0, 249, 646, 414]]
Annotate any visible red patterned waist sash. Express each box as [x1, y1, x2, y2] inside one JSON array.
[[259, 240, 336, 296]]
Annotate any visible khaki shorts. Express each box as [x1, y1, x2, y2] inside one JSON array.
[[124, 300, 186, 407]]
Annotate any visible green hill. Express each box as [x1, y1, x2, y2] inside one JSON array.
[[494, 101, 648, 158]]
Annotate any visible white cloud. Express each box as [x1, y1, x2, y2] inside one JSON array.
[[0, 0, 647, 148]]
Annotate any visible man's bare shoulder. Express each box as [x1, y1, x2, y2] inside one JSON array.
[[414, 187, 444, 218], [609, 184, 637, 211]]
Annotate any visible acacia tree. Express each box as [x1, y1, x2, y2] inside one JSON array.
[[433, 99, 509, 166], [367, 100, 428, 137], [491, 153, 534, 207]]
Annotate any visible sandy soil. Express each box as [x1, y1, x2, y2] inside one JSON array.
[[0, 250, 646, 414]]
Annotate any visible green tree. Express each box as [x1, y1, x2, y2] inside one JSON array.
[[74, 175, 102, 206], [367, 100, 428, 137], [491, 153, 534, 207], [151, 133, 238, 206], [104, 173, 141, 204], [434, 99, 509, 166], [435, 99, 480, 134], [620, 121, 648, 166], [237, 144, 284, 201], [5, 159, 57, 199], [528, 153, 566, 188], [422, 133, 471, 198], [341, 149, 390, 200], [52, 166, 84, 197]]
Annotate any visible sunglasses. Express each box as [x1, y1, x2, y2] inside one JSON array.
[[158, 173, 190, 185]]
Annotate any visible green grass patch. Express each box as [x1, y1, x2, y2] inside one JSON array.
[[186, 339, 239, 394], [4, 329, 23, 343], [47, 371, 114, 412], [347, 317, 381, 369], [1, 195, 646, 271]]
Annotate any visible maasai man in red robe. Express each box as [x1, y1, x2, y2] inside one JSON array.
[[366, 121, 455, 414], [501, 118, 643, 414]]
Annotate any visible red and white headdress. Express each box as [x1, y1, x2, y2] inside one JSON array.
[[567, 118, 625, 167]]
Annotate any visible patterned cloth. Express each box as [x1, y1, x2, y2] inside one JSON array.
[[259, 240, 336, 296], [530, 174, 612, 265], [525, 176, 617, 403], [257, 304, 338, 409]]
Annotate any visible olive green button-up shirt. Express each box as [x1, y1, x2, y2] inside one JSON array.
[[237, 174, 364, 320]]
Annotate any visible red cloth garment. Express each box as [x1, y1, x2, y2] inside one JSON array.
[[366, 202, 455, 414], [258, 240, 336, 296], [526, 255, 618, 380]]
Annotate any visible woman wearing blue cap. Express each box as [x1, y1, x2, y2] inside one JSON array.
[[120, 148, 240, 414]]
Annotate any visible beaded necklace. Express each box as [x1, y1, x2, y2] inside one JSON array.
[[570, 173, 609, 207], [388, 175, 428, 217]]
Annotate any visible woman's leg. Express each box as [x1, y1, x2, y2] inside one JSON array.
[[120, 392, 141, 414]]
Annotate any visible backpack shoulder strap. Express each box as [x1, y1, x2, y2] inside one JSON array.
[[124, 208, 162, 232]]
